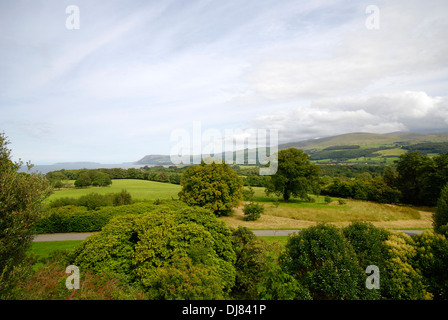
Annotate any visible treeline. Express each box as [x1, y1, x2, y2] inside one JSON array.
[[46, 165, 270, 188], [321, 151, 448, 206], [308, 146, 391, 161], [402, 142, 448, 155], [46, 166, 188, 186]]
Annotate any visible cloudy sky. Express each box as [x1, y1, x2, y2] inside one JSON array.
[[1, 0, 447, 164]]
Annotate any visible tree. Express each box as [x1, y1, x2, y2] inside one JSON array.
[[280, 224, 377, 300], [265, 148, 319, 201], [92, 171, 112, 187], [433, 183, 448, 235], [178, 161, 244, 216], [0, 133, 52, 298], [74, 171, 92, 187], [71, 207, 236, 299]]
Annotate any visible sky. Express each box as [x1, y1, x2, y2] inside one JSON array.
[[1, 0, 448, 165]]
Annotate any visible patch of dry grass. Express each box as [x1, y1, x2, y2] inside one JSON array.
[[220, 198, 433, 230]]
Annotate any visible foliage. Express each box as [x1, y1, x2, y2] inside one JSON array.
[[70, 207, 236, 299], [413, 230, 448, 300], [35, 200, 188, 233], [74, 170, 112, 188], [394, 151, 448, 206], [179, 161, 244, 216], [0, 133, 52, 299], [434, 183, 448, 234], [242, 202, 264, 221], [15, 260, 147, 300], [342, 222, 431, 300], [265, 148, 320, 202], [280, 224, 377, 300], [242, 186, 255, 201], [321, 177, 401, 204], [113, 189, 133, 206], [230, 227, 310, 300]]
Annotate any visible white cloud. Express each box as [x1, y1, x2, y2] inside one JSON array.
[[248, 91, 448, 143]]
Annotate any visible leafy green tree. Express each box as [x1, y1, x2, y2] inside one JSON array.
[[113, 189, 133, 206], [343, 222, 431, 300], [74, 171, 92, 187], [280, 224, 378, 300], [265, 148, 319, 202], [179, 161, 244, 216], [71, 206, 236, 299], [92, 171, 112, 187], [434, 183, 448, 235], [413, 230, 448, 300], [0, 133, 52, 299]]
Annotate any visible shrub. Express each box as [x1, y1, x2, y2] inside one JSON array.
[[413, 230, 448, 300], [70, 207, 236, 299], [113, 189, 133, 206], [35, 201, 189, 233], [242, 202, 264, 221], [343, 222, 431, 300], [77, 193, 114, 210], [179, 161, 244, 216], [324, 196, 332, 204], [280, 224, 378, 300]]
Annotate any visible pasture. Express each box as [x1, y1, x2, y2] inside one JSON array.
[[47, 179, 181, 202], [45, 180, 433, 230]]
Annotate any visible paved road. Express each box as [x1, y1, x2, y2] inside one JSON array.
[[32, 229, 424, 242]]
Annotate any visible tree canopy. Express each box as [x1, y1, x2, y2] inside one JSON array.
[[178, 161, 244, 216], [265, 148, 320, 201]]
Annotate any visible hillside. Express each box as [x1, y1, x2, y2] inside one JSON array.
[[135, 131, 448, 165]]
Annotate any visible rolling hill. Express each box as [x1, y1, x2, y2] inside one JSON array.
[[135, 131, 448, 165]]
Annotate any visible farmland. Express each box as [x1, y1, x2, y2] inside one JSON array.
[[46, 179, 433, 230]]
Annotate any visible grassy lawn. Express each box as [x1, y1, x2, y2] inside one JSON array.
[[220, 186, 432, 230], [259, 236, 288, 245], [47, 179, 181, 202], [29, 240, 83, 270], [31, 240, 83, 258]]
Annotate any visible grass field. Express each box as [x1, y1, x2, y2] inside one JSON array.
[[47, 179, 181, 202], [220, 186, 433, 230], [45, 180, 433, 230]]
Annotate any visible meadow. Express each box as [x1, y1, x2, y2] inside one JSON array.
[[46, 179, 433, 231], [47, 179, 181, 202]]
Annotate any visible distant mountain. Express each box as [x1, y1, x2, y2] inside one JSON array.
[[278, 131, 448, 150], [134, 131, 448, 165], [135, 154, 173, 165]]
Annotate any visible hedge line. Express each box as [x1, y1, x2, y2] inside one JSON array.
[[35, 200, 189, 234]]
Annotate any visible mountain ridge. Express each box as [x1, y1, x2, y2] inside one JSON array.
[[134, 131, 448, 165]]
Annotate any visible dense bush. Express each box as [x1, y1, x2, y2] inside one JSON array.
[[413, 230, 448, 300], [280, 224, 378, 300], [35, 200, 189, 233], [342, 222, 430, 300], [49, 190, 133, 210], [242, 202, 264, 221], [179, 161, 244, 216], [321, 177, 401, 203], [434, 183, 448, 234], [230, 227, 310, 300], [69, 206, 236, 299], [0, 133, 52, 299]]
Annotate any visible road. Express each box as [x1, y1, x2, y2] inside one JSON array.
[[32, 229, 424, 242]]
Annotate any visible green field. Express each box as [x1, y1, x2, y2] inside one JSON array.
[[47, 179, 181, 202]]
